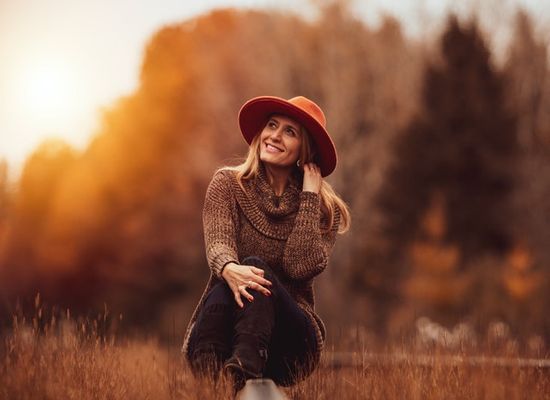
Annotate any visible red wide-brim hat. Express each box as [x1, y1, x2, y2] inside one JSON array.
[[238, 96, 337, 177]]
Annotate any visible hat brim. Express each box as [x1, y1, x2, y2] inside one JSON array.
[[238, 96, 337, 177]]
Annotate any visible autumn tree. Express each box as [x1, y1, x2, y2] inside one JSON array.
[[505, 10, 549, 151], [356, 16, 519, 334], [502, 10, 550, 339], [0, 140, 77, 300], [0, 159, 10, 319], [294, 4, 423, 332], [0, 159, 8, 233], [505, 10, 550, 264], [378, 15, 518, 258]]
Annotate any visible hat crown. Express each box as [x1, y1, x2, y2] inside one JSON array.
[[288, 96, 326, 128]]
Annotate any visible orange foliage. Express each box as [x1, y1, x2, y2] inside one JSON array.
[[403, 273, 472, 306], [408, 242, 460, 274], [402, 192, 471, 310], [0, 5, 549, 342], [502, 243, 544, 301]]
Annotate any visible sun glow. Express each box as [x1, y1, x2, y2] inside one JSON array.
[[1, 55, 96, 178], [15, 59, 78, 121]]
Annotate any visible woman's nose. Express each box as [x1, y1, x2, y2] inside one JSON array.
[[270, 128, 283, 141]]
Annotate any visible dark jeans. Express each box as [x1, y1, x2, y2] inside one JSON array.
[[187, 256, 318, 386]]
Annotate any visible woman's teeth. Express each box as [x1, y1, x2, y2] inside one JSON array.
[[266, 143, 282, 152]]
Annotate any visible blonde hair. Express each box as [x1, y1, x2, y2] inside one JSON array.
[[220, 124, 351, 234]]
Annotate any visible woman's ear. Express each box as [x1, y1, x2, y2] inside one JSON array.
[[294, 160, 304, 176]]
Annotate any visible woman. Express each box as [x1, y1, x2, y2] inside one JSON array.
[[182, 95, 350, 391]]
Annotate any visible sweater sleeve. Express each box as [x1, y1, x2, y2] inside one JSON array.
[[202, 170, 240, 278], [281, 191, 340, 281]]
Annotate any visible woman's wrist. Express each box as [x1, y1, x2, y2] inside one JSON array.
[[221, 261, 237, 279]]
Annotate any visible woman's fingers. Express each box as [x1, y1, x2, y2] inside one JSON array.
[[304, 163, 320, 173], [247, 273, 272, 294], [239, 284, 254, 302], [246, 280, 271, 297], [254, 276, 272, 287], [248, 266, 272, 286], [233, 290, 244, 308], [302, 163, 322, 193], [250, 266, 265, 276], [232, 280, 271, 307]]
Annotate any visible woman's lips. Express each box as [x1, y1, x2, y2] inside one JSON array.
[[265, 143, 283, 153]]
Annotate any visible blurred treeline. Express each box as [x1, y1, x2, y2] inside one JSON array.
[[0, 3, 549, 344]]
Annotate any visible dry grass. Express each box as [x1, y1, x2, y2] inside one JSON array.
[[290, 355, 550, 400], [1, 311, 549, 399]]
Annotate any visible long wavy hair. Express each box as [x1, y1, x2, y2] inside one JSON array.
[[221, 122, 351, 234]]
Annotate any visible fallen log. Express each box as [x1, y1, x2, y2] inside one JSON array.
[[323, 352, 550, 370]]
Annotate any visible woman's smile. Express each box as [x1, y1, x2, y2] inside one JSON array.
[[265, 142, 284, 153]]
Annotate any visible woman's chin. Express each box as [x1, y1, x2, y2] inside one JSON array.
[[260, 158, 294, 170]]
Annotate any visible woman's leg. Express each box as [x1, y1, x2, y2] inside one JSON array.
[[223, 258, 275, 391], [265, 292, 318, 386], [187, 281, 235, 378], [240, 256, 319, 386]]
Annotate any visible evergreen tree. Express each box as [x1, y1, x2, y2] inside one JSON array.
[[378, 16, 518, 260]]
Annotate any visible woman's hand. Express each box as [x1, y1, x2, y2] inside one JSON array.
[[222, 262, 272, 308], [302, 163, 322, 194]]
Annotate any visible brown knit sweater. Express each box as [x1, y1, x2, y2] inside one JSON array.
[[182, 165, 341, 366]]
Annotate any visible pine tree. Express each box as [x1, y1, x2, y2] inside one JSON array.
[[378, 15, 518, 260]]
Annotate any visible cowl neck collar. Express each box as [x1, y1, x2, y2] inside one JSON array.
[[228, 164, 302, 240], [253, 164, 301, 218]]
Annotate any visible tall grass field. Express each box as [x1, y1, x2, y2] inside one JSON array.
[[1, 305, 549, 399]]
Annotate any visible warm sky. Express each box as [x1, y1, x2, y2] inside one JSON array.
[[0, 0, 547, 180]]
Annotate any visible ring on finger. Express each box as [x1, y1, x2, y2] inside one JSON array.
[[247, 280, 254, 288]]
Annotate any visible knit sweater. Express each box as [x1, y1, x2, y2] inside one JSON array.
[[182, 164, 341, 366]]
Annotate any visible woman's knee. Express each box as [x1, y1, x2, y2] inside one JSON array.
[[203, 281, 234, 307]]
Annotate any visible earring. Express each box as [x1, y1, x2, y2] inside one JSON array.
[[296, 159, 301, 168]]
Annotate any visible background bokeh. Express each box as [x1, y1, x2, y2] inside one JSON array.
[[0, 1, 549, 350]]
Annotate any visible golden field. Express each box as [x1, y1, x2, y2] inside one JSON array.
[[2, 312, 548, 400]]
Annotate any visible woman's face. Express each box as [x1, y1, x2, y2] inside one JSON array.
[[259, 114, 302, 170]]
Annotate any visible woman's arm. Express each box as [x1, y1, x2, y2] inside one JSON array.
[[202, 170, 240, 278], [203, 170, 272, 306], [281, 164, 340, 281]]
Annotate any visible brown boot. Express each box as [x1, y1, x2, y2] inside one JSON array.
[[224, 333, 269, 391]]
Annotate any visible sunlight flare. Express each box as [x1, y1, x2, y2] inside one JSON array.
[[2, 55, 96, 176], [15, 58, 78, 120]]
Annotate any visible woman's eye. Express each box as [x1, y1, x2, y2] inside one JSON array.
[[268, 122, 277, 128], [285, 128, 296, 136]]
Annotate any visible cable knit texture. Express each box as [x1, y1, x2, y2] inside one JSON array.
[[182, 165, 341, 369]]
